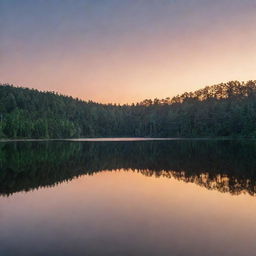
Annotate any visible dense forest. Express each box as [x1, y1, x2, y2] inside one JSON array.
[[1, 80, 256, 138]]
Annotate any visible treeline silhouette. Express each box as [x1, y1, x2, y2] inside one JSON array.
[[1, 140, 256, 196], [1, 80, 256, 138]]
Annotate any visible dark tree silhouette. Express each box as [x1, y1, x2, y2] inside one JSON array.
[[1, 80, 256, 138]]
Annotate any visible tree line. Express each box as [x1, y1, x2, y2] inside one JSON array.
[[1, 80, 256, 138]]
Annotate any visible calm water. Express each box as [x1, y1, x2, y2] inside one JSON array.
[[1, 139, 256, 256]]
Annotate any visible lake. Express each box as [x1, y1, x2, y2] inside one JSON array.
[[0, 139, 256, 256]]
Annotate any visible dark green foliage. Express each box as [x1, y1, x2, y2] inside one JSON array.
[[1, 80, 256, 138]]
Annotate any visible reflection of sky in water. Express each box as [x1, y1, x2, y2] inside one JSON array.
[[0, 140, 256, 255], [0, 170, 256, 256]]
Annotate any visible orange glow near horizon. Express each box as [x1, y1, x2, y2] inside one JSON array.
[[1, 1, 256, 104]]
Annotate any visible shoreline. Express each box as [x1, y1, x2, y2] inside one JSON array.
[[0, 137, 255, 142]]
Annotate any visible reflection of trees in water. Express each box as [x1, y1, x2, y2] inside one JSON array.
[[0, 140, 256, 196], [139, 170, 256, 196]]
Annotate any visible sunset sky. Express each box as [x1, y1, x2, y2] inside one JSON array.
[[1, 0, 256, 104]]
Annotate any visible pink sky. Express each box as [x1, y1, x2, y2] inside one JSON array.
[[1, 0, 256, 104]]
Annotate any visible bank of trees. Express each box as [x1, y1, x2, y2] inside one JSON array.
[[1, 80, 256, 138]]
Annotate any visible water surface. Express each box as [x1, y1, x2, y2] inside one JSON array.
[[0, 140, 256, 255]]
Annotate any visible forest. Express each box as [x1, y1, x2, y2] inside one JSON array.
[[1, 80, 256, 138]]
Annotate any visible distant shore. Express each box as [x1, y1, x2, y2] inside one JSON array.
[[0, 137, 254, 142]]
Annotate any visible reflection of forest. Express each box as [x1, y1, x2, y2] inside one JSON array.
[[0, 140, 256, 196]]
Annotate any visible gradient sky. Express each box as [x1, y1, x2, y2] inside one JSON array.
[[1, 0, 256, 104]]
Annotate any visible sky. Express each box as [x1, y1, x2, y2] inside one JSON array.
[[1, 0, 256, 104]]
